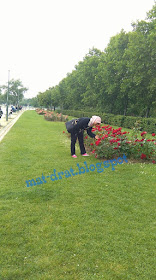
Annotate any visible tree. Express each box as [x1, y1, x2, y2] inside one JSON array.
[[125, 2, 156, 117], [99, 30, 130, 115], [1, 79, 28, 106]]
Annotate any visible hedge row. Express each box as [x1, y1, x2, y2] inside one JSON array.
[[56, 110, 156, 134]]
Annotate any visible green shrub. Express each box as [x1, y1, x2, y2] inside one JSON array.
[[57, 110, 156, 134]]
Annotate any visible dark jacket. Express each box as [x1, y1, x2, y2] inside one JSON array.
[[72, 117, 96, 138]]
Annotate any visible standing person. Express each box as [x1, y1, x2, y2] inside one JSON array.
[[69, 115, 101, 158], [0, 106, 3, 118]]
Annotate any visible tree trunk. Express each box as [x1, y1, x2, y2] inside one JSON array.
[[146, 107, 150, 118], [123, 107, 127, 116]]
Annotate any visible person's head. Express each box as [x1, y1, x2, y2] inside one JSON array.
[[89, 116, 101, 127]]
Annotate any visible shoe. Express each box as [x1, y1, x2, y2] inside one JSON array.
[[82, 153, 89, 156], [72, 154, 77, 158]]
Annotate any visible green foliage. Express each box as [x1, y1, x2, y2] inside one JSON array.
[[37, 3, 156, 118], [83, 124, 156, 161], [56, 109, 156, 134], [28, 97, 39, 107], [1, 79, 28, 106], [37, 86, 59, 110]]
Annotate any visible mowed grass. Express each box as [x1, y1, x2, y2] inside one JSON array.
[[0, 110, 156, 280]]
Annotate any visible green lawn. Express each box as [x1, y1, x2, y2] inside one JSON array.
[[0, 110, 155, 280]]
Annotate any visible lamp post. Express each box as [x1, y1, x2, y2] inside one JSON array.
[[6, 70, 10, 121]]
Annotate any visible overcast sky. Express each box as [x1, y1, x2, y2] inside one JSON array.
[[0, 0, 155, 98]]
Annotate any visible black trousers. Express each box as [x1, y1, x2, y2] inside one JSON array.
[[71, 131, 86, 155]]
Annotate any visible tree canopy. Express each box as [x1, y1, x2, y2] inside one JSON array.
[[0, 79, 28, 106], [31, 3, 156, 117]]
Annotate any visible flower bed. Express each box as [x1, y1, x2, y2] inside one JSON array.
[[36, 108, 46, 115], [36, 109, 68, 122], [83, 124, 156, 162], [44, 111, 68, 122]]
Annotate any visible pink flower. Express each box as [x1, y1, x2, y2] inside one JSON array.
[[152, 133, 155, 137]]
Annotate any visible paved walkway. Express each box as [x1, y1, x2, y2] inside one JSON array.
[[0, 108, 27, 142]]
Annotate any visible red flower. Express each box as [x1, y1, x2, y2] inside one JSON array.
[[85, 136, 88, 139], [110, 139, 117, 143], [90, 143, 93, 146], [152, 133, 156, 137], [141, 131, 147, 137], [141, 153, 146, 159], [92, 150, 95, 153], [152, 160, 156, 164], [63, 131, 65, 133], [95, 140, 101, 146]]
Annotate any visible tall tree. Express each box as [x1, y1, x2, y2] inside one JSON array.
[[100, 30, 130, 114], [125, 3, 156, 117], [1, 79, 28, 106]]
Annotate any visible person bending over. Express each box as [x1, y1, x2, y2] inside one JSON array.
[[70, 115, 101, 158]]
